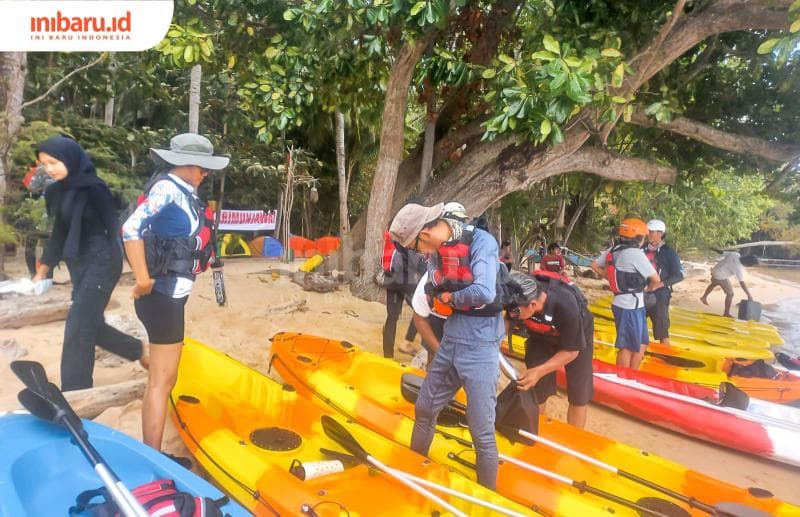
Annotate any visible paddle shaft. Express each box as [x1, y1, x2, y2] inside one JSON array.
[[514, 428, 716, 514], [60, 412, 149, 517], [497, 453, 671, 517], [390, 469, 527, 517], [365, 454, 468, 517]]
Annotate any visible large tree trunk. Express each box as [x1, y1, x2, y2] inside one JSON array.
[[188, 64, 201, 133], [562, 178, 602, 246], [351, 35, 435, 300], [347, 0, 791, 259], [0, 52, 27, 273], [335, 110, 350, 234], [419, 88, 437, 193]]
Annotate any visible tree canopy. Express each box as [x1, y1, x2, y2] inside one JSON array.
[[1, 0, 798, 286]]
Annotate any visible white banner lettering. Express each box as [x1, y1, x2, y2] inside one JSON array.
[[217, 210, 276, 231]]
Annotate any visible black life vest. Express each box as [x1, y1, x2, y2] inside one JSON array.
[[137, 175, 216, 279], [428, 225, 504, 316], [605, 242, 647, 295]]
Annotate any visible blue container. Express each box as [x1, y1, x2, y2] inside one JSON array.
[[0, 412, 251, 517]]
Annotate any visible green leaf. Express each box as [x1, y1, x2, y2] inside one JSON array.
[[498, 54, 515, 65], [623, 104, 634, 122], [551, 123, 564, 144], [611, 96, 627, 104], [611, 63, 624, 88], [254, 120, 267, 128], [183, 45, 194, 63], [481, 68, 497, 79], [531, 50, 558, 61], [791, 19, 800, 33], [227, 12, 238, 26], [549, 71, 567, 90], [265, 47, 281, 59], [757, 38, 780, 54], [644, 102, 663, 116], [540, 118, 552, 138], [566, 74, 584, 102], [283, 9, 296, 21], [564, 57, 582, 67], [199, 40, 211, 58], [790, 0, 800, 11], [410, 1, 426, 16], [600, 48, 622, 58], [543, 34, 560, 55]]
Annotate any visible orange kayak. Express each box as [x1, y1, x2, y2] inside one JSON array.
[[270, 332, 798, 516], [171, 338, 534, 516]]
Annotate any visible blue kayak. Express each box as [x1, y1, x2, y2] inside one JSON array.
[[0, 411, 251, 517]]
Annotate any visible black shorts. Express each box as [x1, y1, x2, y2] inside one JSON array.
[[525, 334, 594, 406], [134, 290, 188, 344], [646, 292, 671, 340]]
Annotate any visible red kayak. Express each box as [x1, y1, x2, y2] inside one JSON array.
[[557, 360, 800, 467]]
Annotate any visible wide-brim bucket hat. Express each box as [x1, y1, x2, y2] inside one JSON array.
[[150, 133, 230, 170]]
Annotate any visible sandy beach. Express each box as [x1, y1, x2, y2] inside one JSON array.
[[2, 253, 799, 506]]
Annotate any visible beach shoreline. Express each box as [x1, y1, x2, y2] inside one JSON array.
[[1, 253, 799, 505]]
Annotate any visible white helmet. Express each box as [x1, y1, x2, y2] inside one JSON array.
[[647, 219, 666, 233], [443, 201, 468, 221]]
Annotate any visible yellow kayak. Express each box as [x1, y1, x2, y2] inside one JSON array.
[[592, 318, 774, 362], [171, 338, 535, 516], [269, 332, 798, 516], [589, 302, 774, 349], [592, 296, 783, 346]]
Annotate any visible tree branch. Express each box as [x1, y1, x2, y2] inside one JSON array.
[[21, 54, 106, 110], [628, 111, 800, 163], [557, 147, 677, 185]]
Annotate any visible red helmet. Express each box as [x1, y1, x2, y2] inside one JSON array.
[[618, 218, 648, 238]]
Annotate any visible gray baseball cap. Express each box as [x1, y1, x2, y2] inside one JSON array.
[[150, 133, 230, 170], [389, 203, 445, 247]]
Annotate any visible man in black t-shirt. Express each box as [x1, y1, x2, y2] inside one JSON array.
[[506, 271, 594, 428]]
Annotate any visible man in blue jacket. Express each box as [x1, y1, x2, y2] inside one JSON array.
[[390, 202, 503, 489], [643, 219, 683, 345]]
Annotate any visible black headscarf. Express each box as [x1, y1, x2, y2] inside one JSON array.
[[38, 136, 108, 259]]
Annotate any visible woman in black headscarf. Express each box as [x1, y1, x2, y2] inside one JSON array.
[[32, 135, 147, 391]]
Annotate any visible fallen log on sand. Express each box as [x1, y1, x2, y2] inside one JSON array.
[[64, 378, 147, 419]]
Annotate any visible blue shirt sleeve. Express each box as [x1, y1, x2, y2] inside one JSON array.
[[452, 229, 498, 307]]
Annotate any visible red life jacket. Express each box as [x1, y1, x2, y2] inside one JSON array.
[[522, 271, 567, 336], [135, 174, 216, 278], [523, 317, 560, 336], [70, 478, 228, 517], [381, 231, 396, 273], [522, 271, 589, 336], [428, 225, 503, 316], [605, 242, 647, 295], [533, 269, 571, 284], [431, 228, 475, 292]]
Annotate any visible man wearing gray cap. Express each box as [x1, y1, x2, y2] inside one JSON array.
[[390, 202, 503, 489], [122, 133, 228, 460]]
